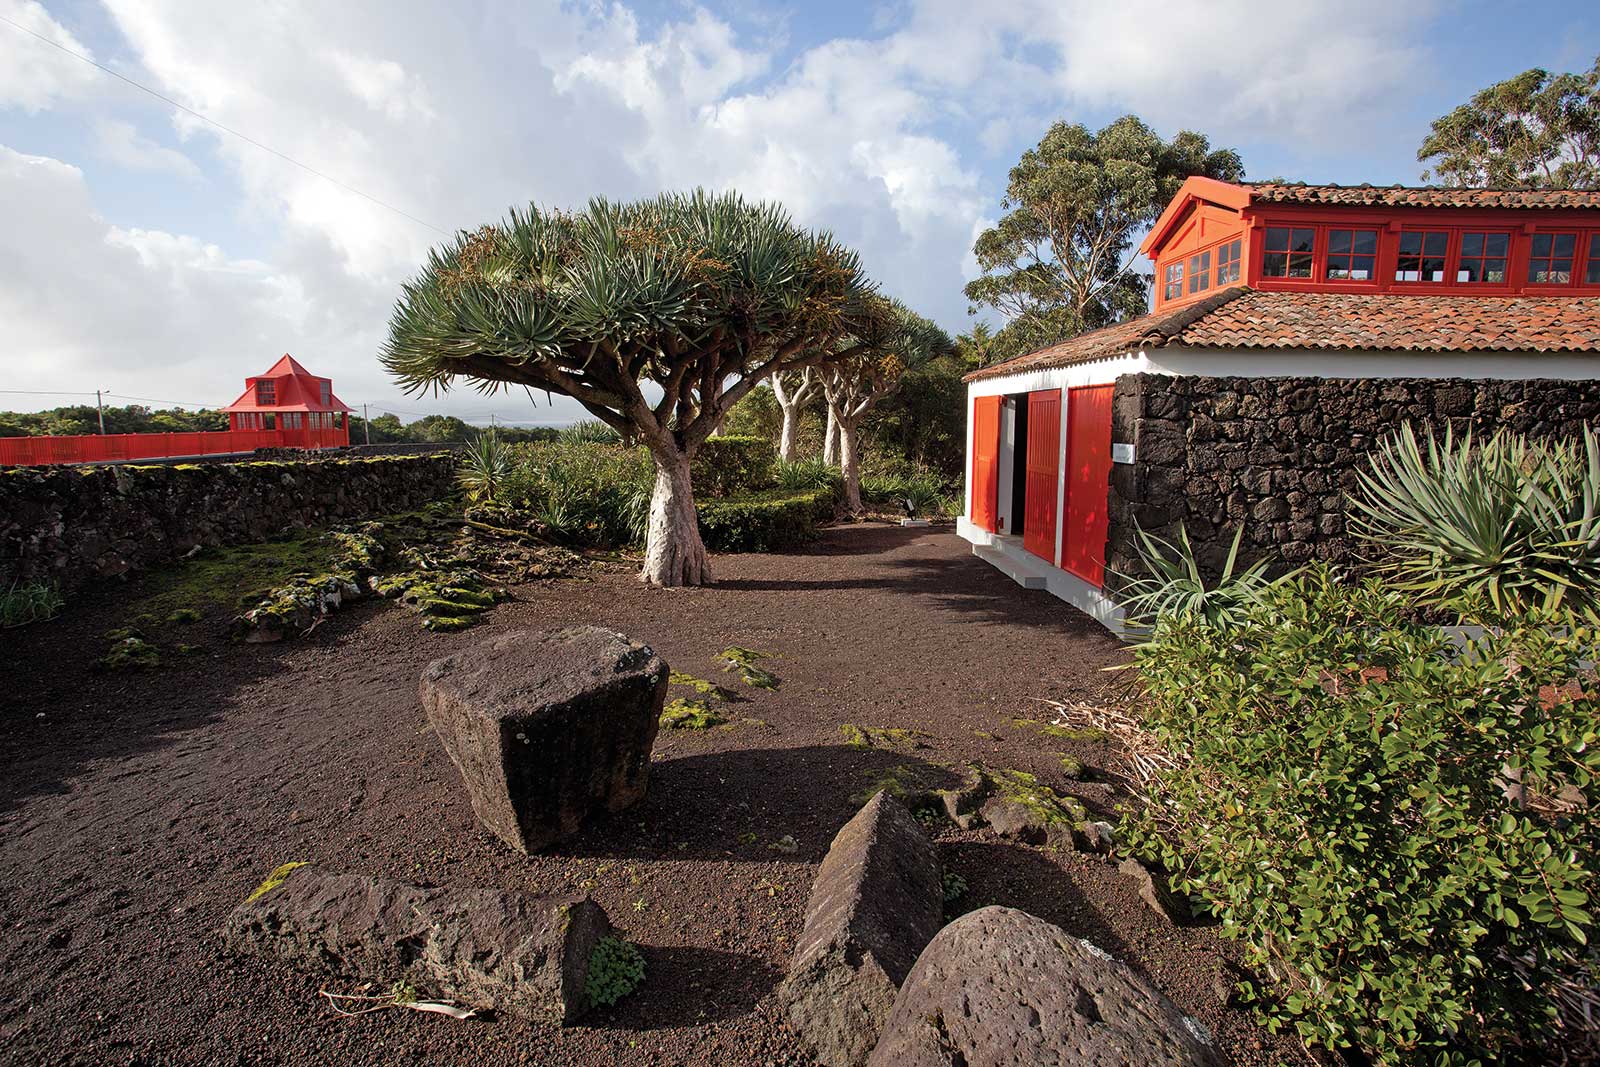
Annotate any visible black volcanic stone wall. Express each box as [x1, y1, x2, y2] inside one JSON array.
[[0, 454, 457, 594], [1105, 373, 1600, 590]]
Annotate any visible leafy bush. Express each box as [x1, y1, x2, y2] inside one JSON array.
[[0, 580, 64, 628], [584, 936, 645, 1007], [859, 469, 953, 517], [1130, 567, 1600, 1064], [1117, 522, 1274, 630], [497, 440, 652, 547], [698, 487, 837, 552], [693, 435, 778, 496], [1349, 423, 1600, 617], [457, 430, 513, 504]]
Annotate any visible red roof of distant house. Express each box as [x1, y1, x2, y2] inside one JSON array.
[[1247, 183, 1600, 211], [964, 288, 1600, 381], [223, 353, 353, 413]]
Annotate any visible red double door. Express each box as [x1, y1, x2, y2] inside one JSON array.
[[970, 385, 1113, 587]]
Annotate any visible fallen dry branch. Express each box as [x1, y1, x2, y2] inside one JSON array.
[[1035, 697, 1183, 790], [319, 987, 477, 1022]]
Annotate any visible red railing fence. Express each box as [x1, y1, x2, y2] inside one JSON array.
[[0, 426, 350, 466]]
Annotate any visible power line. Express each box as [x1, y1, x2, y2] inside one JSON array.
[[0, 12, 451, 238], [104, 392, 214, 409], [0, 389, 100, 396]]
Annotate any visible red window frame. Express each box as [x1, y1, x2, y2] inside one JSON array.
[[1325, 228, 1380, 282], [1215, 238, 1242, 285], [1583, 234, 1600, 286], [1262, 226, 1316, 279], [255, 380, 276, 405], [1527, 233, 1578, 285], [1395, 230, 1450, 284], [1162, 261, 1184, 302], [1456, 230, 1512, 284], [1187, 250, 1212, 294]]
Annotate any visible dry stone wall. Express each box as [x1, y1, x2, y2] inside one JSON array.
[[1106, 373, 1600, 588], [0, 454, 457, 594]]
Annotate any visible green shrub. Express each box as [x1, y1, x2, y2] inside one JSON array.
[[457, 430, 513, 504], [693, 435, 778, 496], [858, 465, 957, 517], [502, 440, 652, 547], [776, 456, 843, 494], [697, 487, 836, 552], [1349, 423, 1600, 617], [584, 936, 645, 1007], [559, 419, 623, 445], [0, 580, 64, 628], [1130, 566, 1600, 1064]]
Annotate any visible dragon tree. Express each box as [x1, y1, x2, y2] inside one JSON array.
[[381, 190, 880, 586]]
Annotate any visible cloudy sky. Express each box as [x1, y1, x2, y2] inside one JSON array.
[[0, 0, 1595, 426]]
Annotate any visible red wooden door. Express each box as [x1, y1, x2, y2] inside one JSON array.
[[970, 395, 1002, 532], [1023, 389, 1061, 563], [1062, 384, 1115, 586]]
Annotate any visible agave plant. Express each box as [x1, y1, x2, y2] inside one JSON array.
[[457, 430, 512, 505], [1347, 423, 1600, 616], [1117, 523, 1274, 630]]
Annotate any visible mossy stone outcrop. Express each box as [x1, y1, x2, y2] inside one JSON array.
[[223, 863, 611, 1023], [420, 627, 668, 854]]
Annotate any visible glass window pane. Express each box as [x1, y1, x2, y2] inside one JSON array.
[[1266, 227, 1290, 251], [1590, 257, 1600, 285], [1485, 234, 1508, 256], [1553, 234, 1576, 256], [1353, 230, 1377, 254], [1289, 253, 1313, 278], [1328, 230, 1351, 254], [1532, 234, 1552, 257], [1349, 256, 1373, 280], [1460, 233, 1483, 258], [1423, 232, 1448, 256], [1399, 232, 1422, 254], [1292, 228, 1315, 253]]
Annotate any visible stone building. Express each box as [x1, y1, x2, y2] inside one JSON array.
[[958, 178, 1600, 629]]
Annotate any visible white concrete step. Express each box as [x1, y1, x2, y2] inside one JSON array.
[[973, 543, 1049, 589]]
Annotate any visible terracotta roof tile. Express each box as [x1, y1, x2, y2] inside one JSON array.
[[966, 289, 1600, 381], [1249, 183, 1600, 210]]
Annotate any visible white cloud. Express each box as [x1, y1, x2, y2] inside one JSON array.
[[0, 0, 101, 112], [2, 0, 1442, 420], [93, 117, 201, 178]]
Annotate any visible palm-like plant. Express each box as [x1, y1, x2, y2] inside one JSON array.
[[457, 430, 511, 505], [382, 190, 882, 586], [1348, 423, 1600, 616], [1117, 523, 1274, 630]]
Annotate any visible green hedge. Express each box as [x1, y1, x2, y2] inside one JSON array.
[[697, 486, 836, 552], [1129, 567, 1600, 1064], [693, 435, 777, 497]]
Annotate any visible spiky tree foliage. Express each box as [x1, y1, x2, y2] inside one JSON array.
[[382, 190, 880, 586], [820, 300, 954, 514], [1419, 58, 1600, 190]]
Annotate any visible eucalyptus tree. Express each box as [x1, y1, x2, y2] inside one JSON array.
[[770, 368, 821, 462], [821, 301, 953, 514], [382, 190, 880, 587]]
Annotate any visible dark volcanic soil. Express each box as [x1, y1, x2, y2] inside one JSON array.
[[0, 524, 1310, 1066]]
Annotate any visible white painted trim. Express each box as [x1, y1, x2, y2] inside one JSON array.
[[957, 517, 1127, 635], [1053, 388, 1067, 566], [963, 391, 975, 519], [967, 346, 1600, 398]]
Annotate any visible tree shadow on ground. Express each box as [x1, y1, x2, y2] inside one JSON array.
[[558, 744, 963, 865], [594, 945, 780, 1030]]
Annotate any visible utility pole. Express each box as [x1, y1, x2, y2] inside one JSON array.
[[95, 389, 106, 435], [362, 403, 371, 445]]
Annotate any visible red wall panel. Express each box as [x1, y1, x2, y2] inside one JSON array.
[[1023, 389, 1061, 563], [1062, 384, 1115, 586]]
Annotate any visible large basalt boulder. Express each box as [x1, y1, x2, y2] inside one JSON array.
[[868, 906, 1222, 1067], [420, 627, 667, 853], [780, 791, 944, 1067], [224, 864, 612, 1023]]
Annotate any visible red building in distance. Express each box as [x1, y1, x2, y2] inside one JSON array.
[[223, 354, 352, 447]]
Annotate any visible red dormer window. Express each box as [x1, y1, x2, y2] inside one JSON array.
[[1162, 261, 1184, 301], [1216, 239, 1242, 285], [1188, 250, 1212, 294], [1396, 231, 1449, 283], [320, 381, 332, 406], [1457, 232, 1510, 283], [256, 380, 276, 405], [1326, 229, 1379, 281], [1262, 227, 1315, 278], [1529, 233, 1577, 284]]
